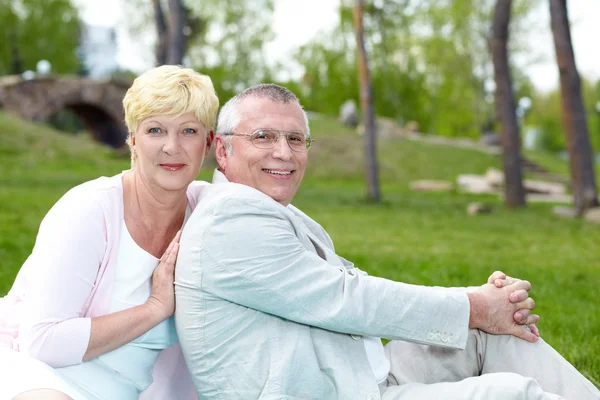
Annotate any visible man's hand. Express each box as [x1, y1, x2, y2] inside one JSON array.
[[487, 270, 521, 287], [486, 270, 540, 330], [467, 281, 540, 342]]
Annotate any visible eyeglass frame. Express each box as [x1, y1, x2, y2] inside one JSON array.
[[219, 129, 314, 152]]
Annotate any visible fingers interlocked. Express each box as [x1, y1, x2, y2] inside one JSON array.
[[504, 279, 540, 340]]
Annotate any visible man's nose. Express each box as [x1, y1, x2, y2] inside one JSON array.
[[271, 136, 292, 160]]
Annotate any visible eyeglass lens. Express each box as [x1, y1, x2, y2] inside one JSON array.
[[251, 130, 310, 151]]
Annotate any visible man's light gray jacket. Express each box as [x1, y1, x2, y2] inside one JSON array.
[[175, 173, 471, 400]]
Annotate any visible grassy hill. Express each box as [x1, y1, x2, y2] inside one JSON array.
[[0, 110, 598, 386]]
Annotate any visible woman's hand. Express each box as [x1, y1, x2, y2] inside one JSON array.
[[85, 231, 183, 361], [146, 230, 182, 320]]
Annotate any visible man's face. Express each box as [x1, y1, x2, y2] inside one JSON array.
[[215, 97, 308, 206]]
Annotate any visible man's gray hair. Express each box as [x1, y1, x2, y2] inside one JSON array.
[[216, 84, 310, 154]]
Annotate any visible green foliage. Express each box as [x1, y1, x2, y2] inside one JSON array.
[[294, 32, 359, 115], [122, 0, 276, 102], [1, 112, 599, 385], [529, 90, 566, 152], [110, 68, 137, 84], [119, 0, 546, 141], [291, 0, 541, 139], [0, 0, 81, 75], [184, 0, 275, 101], [527, 77, 600, 153]]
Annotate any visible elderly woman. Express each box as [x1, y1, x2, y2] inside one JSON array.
[[0, 65, 218, 399]]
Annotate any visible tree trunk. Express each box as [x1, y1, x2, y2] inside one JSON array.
[[489, 0, 525, 207], [152, 0, 168, 66], [549, 0, 598, 214], [9, 30, 23, 74], [353, 0, 381, 202], [166, 0, 186, 65]]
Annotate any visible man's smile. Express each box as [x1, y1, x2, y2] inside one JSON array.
[[263, 168, 294, 178]]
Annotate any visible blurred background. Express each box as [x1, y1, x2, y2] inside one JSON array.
[[2, 0, 600, 149], [0, 0, 598, 386]]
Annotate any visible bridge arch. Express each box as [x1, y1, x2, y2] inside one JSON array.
[[0, 76, 130, 148]]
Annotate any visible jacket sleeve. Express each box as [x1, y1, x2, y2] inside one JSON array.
[[18, 186, 108, 367], [188, 195, 471, 349]]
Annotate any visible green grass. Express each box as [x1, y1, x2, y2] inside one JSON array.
[[524, 148, 600, 179], [0, 111, 598, 386]]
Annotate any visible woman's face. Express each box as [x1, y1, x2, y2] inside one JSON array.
[[132, 112, 212, 193]]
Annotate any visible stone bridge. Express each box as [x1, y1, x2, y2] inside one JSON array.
[[0, 75, 130, 148]]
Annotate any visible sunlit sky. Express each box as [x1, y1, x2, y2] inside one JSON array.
[[74, 0, 600, 93]]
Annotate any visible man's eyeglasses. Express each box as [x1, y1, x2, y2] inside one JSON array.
[[220, 129, 313, 152]]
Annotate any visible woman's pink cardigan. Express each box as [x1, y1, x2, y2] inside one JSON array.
[[0, 173, 207, 399]]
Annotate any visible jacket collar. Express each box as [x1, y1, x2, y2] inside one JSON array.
[[211, 168, 229, 184]]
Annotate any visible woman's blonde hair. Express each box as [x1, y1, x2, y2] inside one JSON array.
[[122, 65, 219, 164]]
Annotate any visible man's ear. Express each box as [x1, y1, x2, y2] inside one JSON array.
[[214, 135, 228, 171]]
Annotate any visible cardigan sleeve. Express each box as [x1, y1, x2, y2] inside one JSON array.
[[18, 185, 109, 367]]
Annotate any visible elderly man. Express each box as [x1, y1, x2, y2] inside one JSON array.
[[175, 84, 599, 400]]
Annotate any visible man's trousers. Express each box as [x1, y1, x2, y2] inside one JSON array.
[[381, 329, 599, 399]]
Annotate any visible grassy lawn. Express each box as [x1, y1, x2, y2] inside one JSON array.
[[0, 111, 598, 386]]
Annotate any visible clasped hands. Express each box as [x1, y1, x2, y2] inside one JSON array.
[[468, 270, 541, 343]]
